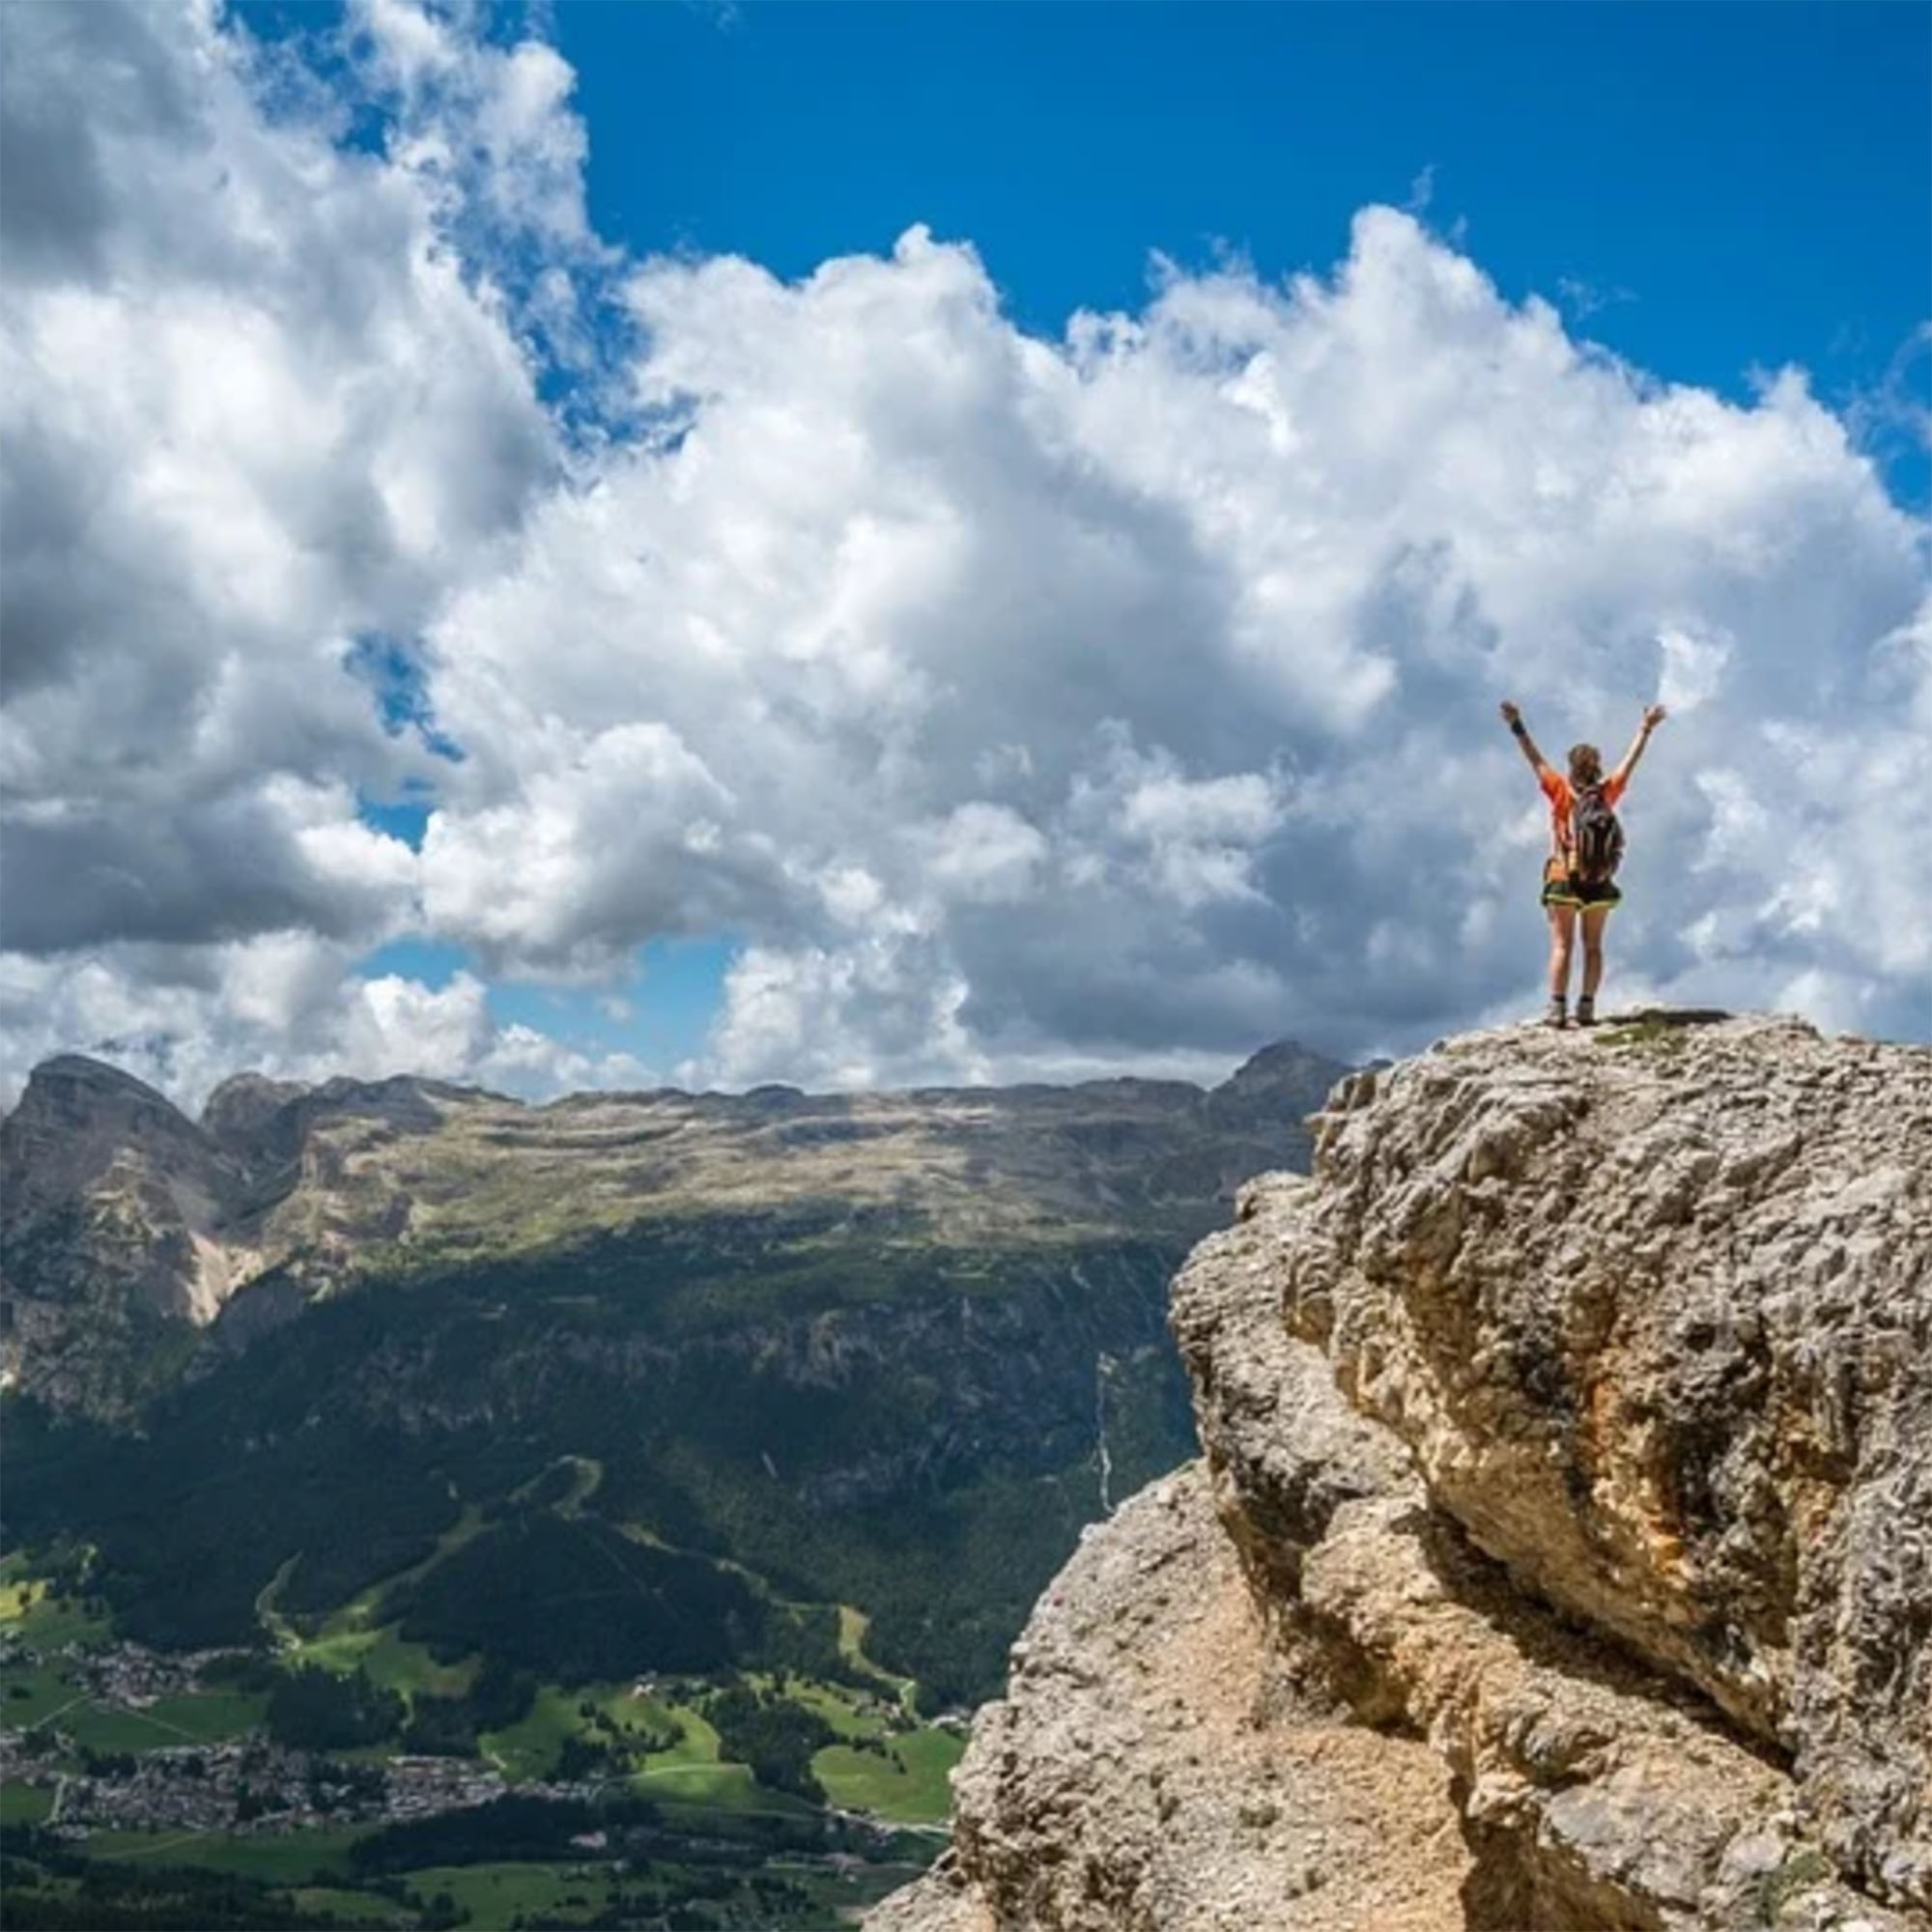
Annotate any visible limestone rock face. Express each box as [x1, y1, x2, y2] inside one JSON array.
[[878, 1463, 1470, 1932], [1281, 1014, 1931, 1911], [869, 1013, 1932, 1931]]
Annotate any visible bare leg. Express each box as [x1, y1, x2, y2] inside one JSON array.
[[1547, 905, 1577, 1000], [1580, 907, 1609, 1001]]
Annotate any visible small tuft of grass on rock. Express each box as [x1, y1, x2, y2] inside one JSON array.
[[1592, 1007, 1730, 1051], [1749, 1845, 1834, 1926], [1595, 1018, 1690, 1052]]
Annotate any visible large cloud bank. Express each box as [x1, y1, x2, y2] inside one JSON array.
[[3, 0, 1926, 1106]]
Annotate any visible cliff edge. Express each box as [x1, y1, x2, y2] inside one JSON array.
[[868, 1012, 1932, 1931]]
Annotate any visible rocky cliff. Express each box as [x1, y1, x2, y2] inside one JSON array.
[[869, 1013, 1932, 1932]]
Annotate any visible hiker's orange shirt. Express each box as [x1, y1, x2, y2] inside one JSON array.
[[1540, 768, 1626, 864]]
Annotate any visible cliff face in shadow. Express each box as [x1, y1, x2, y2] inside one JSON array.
[[869, 1013, 1932, 1932]]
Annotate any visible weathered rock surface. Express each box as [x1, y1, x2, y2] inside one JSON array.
[[1280, 1014, 1932, 1913], [870, 1013, 1931, 1931], [877, 1462, 1471, 1932]]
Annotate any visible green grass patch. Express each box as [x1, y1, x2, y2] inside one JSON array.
[[83, 1824, 373, 1882], [836, 1604, 916, 1706], [0, 1781, 55, 1824], [785, 1678, 888, 1742], [403, 1861, 614, 1925], [639, 1698, 724, 1772], [481, 1682, 599, 1781], [0, 1552, 110, 1649], [255, 1554, 301, 1649], [629, 1727, 822, 1819], [0, 1654, 259, 1755], [293, 1621, 478, 1700], [812, 1725, 962, 1825], [3, 1591, 112, 1652], [629, 1757, 766, 1807], [293, 1885, 410, 1925], [286, 1505, 491, 1669], [63, 1704, 204, 1753], [143, 1688, 270, 1742], [634, 1762, 753, 1801], [58, 1687, 270, 1752], [1596, 1019, 1690, 1052], [482, 1680, 687, 1782], [0, 1565, 41, 1622], [477, 1667, 947, 1822], [0, 1660, 84, 1728]]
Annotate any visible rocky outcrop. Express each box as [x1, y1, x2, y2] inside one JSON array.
[[0, 1057, 248, 1308], [0, 1058, 256, 1411], [870, 1013, 1932, 1931]]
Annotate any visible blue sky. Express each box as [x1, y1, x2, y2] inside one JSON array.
[[558, 2, 1928, 486], [5, 0, 1928, 1102]]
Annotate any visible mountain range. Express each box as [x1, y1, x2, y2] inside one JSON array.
[[0, 1040, 1347, 1709]]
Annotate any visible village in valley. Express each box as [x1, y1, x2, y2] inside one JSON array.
[[2, 1624, 583, 1838], [0, 1567, 951, 1928]]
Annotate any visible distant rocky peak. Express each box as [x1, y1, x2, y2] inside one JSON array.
[[200, 1070, 461, 1173], [305, 1072, 453, 1127], [2, 1054, 211, 1174], [1206, 1037, 1350, 1130], [200, 1071, 311, 1155], [18, 1051, 184, 1115], [1218, 1037, 1349, 1091]]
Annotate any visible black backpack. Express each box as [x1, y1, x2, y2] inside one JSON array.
[[1572, 783, 1624, 883]]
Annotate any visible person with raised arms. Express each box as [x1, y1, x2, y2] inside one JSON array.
[[1501, 699, 1667, 1028]]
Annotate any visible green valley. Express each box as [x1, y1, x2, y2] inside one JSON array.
[[0, 1042, 1342, 1924]]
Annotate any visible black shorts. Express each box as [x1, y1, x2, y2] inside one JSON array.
[[1542, 862, 1622, 911]]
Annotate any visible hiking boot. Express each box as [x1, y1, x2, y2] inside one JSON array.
[[1543, 997, 1568, 1029], [1575, 997, 1597, 1027]]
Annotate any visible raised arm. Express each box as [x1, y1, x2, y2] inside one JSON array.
[[1609, 703, 1667, 790], [1499, 700, 1554, 781]]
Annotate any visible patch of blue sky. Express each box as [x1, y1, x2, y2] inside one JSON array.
[[242, 2, 636, 443], [487, 936, 737, 1080], [239, 1, 389, 156], [356, 792, 434, 852], [246, 4, 1926, 502], [345, 634, 463, 761], [356, 938, 469, 989], [355, 934, 737, 1083]]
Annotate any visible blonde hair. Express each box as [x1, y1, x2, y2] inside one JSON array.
[[1568, 743, 1604, 785]]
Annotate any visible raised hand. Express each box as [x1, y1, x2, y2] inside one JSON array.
[[1500, 700, 1522, 726], [1642, 703, 1667, 731]]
